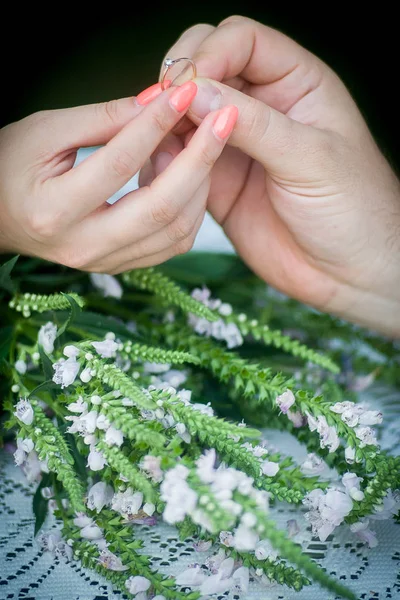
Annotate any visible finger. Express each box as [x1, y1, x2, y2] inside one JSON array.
[[70, 105, 238, 258], [159, 23, 215, 81], [139, 133, 184, 187], [187, 78, 332, 181], [50, 81, 198, 222], [32, 97, 144, 150], [86, 181, 208, 273], [109, 208, 207, 275]]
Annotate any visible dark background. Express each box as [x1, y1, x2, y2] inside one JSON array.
[[1, 4, 398, 171]]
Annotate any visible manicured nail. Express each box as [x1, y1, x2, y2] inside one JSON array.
[[154, 151, 174, 176], [190, 79, 222, 118], [169, 81, 198, 112], [213, 105, 239, 140], [136, 81, 171, 106]]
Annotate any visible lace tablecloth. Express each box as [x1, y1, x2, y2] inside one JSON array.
[[1, 384, 399, 600]]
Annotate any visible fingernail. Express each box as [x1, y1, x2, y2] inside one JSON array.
[[169, 81, 198, 112], [136, 81, 171, 106], [154, 151, 174, 176], [190, 79, 222, 119], [213, 105, 239, 140]]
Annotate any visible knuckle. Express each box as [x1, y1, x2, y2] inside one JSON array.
[[175, 235, 195, 255], [244, 98, 271, 145], [218, 14, 248, 27], [24, 110, 54, 131], [167, 215, 195, 243], [27, 210, 64, 239], [97, 99, 123, 127], [149, 110, 171, 136], [197, 144, 217, 170], [180, 22, 215, 39], [149, 193, 178, 226], [108, 147, 136, 179]]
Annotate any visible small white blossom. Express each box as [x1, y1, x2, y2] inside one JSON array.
[[255, 538, 279, 561], [80, 524, 103, 540], [232, 566, 250, 593], [15, 359, 27, 374], [63, 345, 80, 358], [370, 490, 400, 520], [87, 448, 106, 471], [233, 524, 258, 551], [112, 489, 143, 518], [161, 466, 197, 524], [68, 397, 88, 413], [219, 531, 234, 547], [90, 273, 123, 298], [125, 575, 151, 594], [105, 426, 124, 447], [306, 413, 340, 452], [95, 414, 110, 431], [287, 410, 305, 427], [300, 453, 326, 476], [14, 437, 34, 465], [53, 357, 80, 388], [358, 411, 383, 426], [38, 322, 57, 354], [98, 548, 128, 571], [14, 398, 34, 425], [276, 389, 295, 414], [350, 519, 378, 548], [261, 460, 280, 477], [345, 446, 356, 464], [355, 426, 378, 447], [73, 514, 93, 528], [87, 482, 114, 513], [92, 339, 119, 358], [200, 572, 233, 595], [303, 488, 353, 541], [196, 449, 217, 483], [141, 455, 163, 483], [143, 502, 155, 516], [80, 367, 93, 383]]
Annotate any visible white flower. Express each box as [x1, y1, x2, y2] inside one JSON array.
[[53, 357, 80, 388], [15, 359, 27, 374], [276, 389, 295, 414], [219, 531, 234, 547], [303, 488, 353, 541], [14, 398, 34, 425], [112, 489, 143, 518], [95, 414, 110, 430], [68, 397, 88, 413], [358, 411, 383, 426], [91, 339, 118, 358], [175, 565, 207, 586], [80, 367, 93, 383], [300, 453, 326, 476], [125, 575, 151, 594], [261, 460, 280, 477], [105, 426, 124, 447], [67, 410, 98, 435], [330, 401, 356, 414], [255, 538, 279, 561], [87, 448, 106, 471], [143, 502, 155, 516], [287, 519, 300, 538], [232, 524, 258, 551], [38, 322, 57, 354], [370, 490, 400, 520], [14, 437, 34, 465], [196, 448, 217, 483], [90, 273, 123, 298], [63, 345, 80, 358], [199, 572, 233, 595], [232, 566, 249, 593], [80, 524, 103, 540], [98, 549, 128, 571], [141, 455, 163, 483], [73, 514, 93, 528], [355, 426, 378, 447], [161, 466, 197, 524], [345, 446, 356, 464], [307, 413, 340, 452], [175, 422, 191, 443], [350, 519, 378, 548], [287, 410, 304, 427], [87, 482, 114, 513]]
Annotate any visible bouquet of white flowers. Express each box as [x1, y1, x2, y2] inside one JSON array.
[[1, 253, 399, 600]]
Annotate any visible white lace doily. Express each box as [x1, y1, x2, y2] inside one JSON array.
[[1, 386, 399, 600]]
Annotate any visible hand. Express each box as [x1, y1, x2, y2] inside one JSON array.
[[165, 17, 400, 336], [0, 82, 237, 274]]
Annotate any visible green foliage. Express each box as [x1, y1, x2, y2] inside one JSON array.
[[9, 291, 84, 317]]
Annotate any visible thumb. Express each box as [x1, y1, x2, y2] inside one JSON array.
[[188, 78, 328, 179]]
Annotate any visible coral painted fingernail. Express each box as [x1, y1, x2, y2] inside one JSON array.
[[213, 105, 239, 140], [169, 81, 198, 112], [136, 81, 171, 106]]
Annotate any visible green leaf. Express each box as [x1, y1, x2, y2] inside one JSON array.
[[39, 346, 54, 381], [0, 327, 13, 361], [28, 379, 59, 399], [57, 293, 82, 337], [64, 432, 88, 483], [33, 472, 52, 535], [0, 255, 19, 293]]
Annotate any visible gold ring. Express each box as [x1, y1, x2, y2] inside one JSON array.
[[160, 57, 197, 91]]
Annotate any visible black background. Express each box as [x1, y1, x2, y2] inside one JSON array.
[[1, 3, 398, 171]]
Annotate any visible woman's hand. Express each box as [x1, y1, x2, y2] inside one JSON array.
[[0, 81, 237, 274], [165, 16, 400, 336]]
